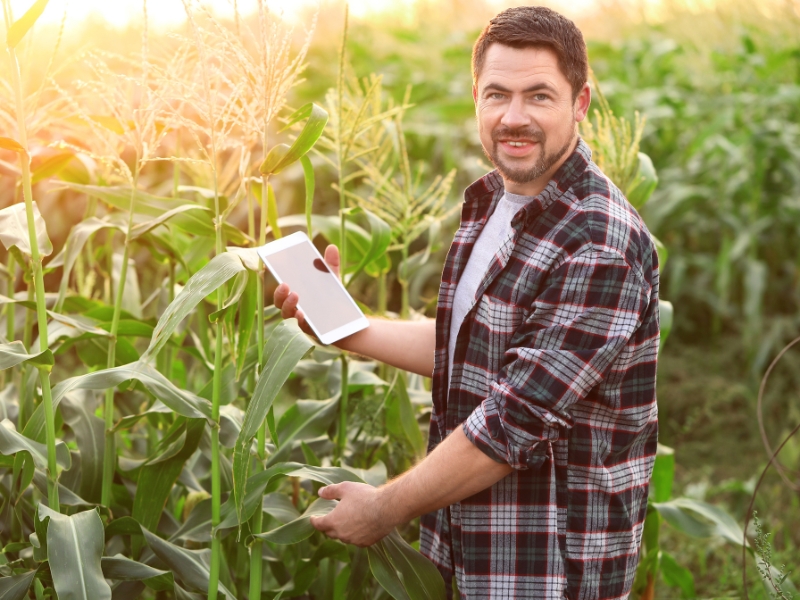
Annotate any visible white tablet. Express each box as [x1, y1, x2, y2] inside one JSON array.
[[257, 232, 369, 345]]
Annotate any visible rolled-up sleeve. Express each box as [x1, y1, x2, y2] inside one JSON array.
[[462, 246, 651, 470]]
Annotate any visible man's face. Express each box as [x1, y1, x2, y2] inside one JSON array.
[[473, 44, 590, 196]]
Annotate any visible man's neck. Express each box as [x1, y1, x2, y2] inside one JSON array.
[[502, 135, 579, 197]]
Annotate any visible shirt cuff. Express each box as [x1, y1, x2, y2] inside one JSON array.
[[462, 396, 551, 471]]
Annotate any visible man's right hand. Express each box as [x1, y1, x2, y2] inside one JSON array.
[[271, 242, 436, 377]]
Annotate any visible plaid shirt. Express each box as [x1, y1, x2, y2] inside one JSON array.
[[419, 139, 660, 599]]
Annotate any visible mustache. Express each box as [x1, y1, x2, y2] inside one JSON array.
[[491, 126, 545, 143]]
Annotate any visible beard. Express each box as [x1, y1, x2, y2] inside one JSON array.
[[483, 125, 574, 185]]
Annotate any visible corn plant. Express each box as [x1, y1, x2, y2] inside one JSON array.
[[0, 1, 449, 598]]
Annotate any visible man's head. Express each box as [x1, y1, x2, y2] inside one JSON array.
[[471, 6, 591, 196]]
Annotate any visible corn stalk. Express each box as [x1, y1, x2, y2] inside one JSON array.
[[1, 0, 59, 512]]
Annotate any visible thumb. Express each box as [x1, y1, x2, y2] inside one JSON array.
[[324, 244, 341, 279]]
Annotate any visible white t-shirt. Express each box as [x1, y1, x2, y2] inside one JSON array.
[[447, 191, 533, 385]]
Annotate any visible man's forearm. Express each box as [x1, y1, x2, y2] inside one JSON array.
[[336, 317, 436, 378], [379, 427, 513, 526]]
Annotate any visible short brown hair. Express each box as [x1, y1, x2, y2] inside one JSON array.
[[472, 6, 588, 100]]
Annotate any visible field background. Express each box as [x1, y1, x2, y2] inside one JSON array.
[[1, 0, 800, 597]]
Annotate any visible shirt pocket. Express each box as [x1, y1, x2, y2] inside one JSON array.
[[468, 293, 526, 377]]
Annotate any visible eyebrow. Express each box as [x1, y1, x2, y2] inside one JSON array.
[[482, 82, 558, 95]]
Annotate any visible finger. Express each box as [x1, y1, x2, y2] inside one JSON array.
[[318, 483, 343, 500], [310, 515, 333, 533], [294, 309, 314, 336], [273, 283, 290, 309], [280, 292, 299, 319], [324, 245, 341, 279]]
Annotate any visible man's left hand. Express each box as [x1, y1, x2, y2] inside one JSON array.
[[310, 482, 397, 547]]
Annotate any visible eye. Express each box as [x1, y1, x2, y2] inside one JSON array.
[[488, 92, 505, 100], [533, 93, 549, 101]]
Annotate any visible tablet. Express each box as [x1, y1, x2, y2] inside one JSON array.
[[257, 232, 369, 345]]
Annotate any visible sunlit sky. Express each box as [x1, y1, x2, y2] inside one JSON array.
[[7, 0, 598, 29]]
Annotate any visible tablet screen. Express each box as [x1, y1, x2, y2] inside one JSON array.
[[265, 241, 363, 336]]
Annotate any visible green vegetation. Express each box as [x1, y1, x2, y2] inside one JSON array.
[[0, 0, 799, 598]]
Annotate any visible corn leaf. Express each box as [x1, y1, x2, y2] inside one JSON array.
[[5, 0, 50, 48], [47, 217, 124, 310], [385, 373, 425, 458], [232, 319, 313, 526], [101, 555, 172, 591], [107, 517, 237, 599], [0, 137, 26, 155], [260, 103, 328, 175], [23, 361, 212, 444], [60, 391, 104, 503], [300, 155, 315, 236], [142, 252, 248, 361], [0, 341, 53, 370], [0, 418, 70, 470], [132, 419, 205, 533], [0, 569, 37, 600], [380, 531, 446, 600], [252, 497, 337, 544], [40, 505, 112, 600], [276, 397, 340, 447], [0, 202, 53, 258], [342, 206, 392, 284]]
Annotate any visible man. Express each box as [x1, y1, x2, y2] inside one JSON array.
[[275, 6, 659, 598]]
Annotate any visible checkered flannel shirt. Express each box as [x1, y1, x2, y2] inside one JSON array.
[[419, 139, 660, 599]]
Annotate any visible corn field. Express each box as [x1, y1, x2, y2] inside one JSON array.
[[1, 0, 799, 598]]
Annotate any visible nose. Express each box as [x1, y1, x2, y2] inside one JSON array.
[[500, 94, 530, 129]]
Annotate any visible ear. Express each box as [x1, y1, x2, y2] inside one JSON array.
[[573, 82, 591, 123], [472, 84, 478, 105]]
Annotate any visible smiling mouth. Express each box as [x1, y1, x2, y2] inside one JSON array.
[[504, 141, 532, 147]]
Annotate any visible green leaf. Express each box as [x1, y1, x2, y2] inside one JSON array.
[[342, 207, 392, 284], [385, 373, 425, 458], [31, 152, 75, 184], [659, 300, 673, 353], [0, 137, 26, 155], [0, 569, 37, 600], [276, 397, 339, 447], [260, 103, 329, 175], [261, 493, 301, 523], [652, 234, 668, 270], [235, 271, 258, 379], [0, 341, 53, 370], [47, 217, 124, 310], [23, 361, 211, 445], [59, 184, 248, 244], [367, 543, 410, 600], [251, 497, 337, 544], [42, 506, 112, 600], [142, 252, 248, 361], [652, 498, 745, 546], [300, 155, 315, 237], [381, 531, 446, 600], [659, 552, 696, 599], [650, 443, 674, 503], [232, 320, 313, 525], [626, 152, 659, 210], [129, 204, 215, 241], [0, 418, 70, 470], [107, 517, 237, 598], [101, 555, 172, 591], [61, 391, 104, 503], [0, 202, 53, 258], [266, 183, 282, 239], [6, 0, 49, 48], [132, 419, 205, 533]]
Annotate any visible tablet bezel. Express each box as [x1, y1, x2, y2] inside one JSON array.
[[256, 232, 369, 345]]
